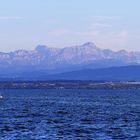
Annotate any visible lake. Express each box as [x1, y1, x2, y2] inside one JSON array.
[[0, 89, 140, 139]]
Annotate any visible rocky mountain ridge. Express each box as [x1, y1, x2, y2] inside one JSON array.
[[0, 42, 139, 71]]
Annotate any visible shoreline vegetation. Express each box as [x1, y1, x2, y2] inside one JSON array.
[[0, 81, 140, 89]]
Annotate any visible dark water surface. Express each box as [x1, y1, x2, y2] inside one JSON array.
[[0, 89, 140, 140]]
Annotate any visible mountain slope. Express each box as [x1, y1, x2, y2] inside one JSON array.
[[1, 65, 140, 81], [46, 65, 140, 81]]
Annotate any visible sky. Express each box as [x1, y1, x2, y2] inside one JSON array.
[[0, 0, 140, 52]]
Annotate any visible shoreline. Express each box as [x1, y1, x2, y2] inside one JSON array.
[[0, 81, 140, 89]]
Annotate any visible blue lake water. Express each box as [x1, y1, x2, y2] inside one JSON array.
[[0, 89, 140, 140]]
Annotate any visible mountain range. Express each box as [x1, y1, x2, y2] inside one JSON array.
[[0, 42, 140, 80]]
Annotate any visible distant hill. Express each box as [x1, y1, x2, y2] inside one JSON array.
[[0, 65, 140, 81], [46, 65, 140, 81]]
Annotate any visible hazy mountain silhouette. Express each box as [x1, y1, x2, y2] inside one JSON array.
[[0, 42, 140, 80]]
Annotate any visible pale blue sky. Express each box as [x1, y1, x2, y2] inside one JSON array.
[[0, 0, 140, 52]]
